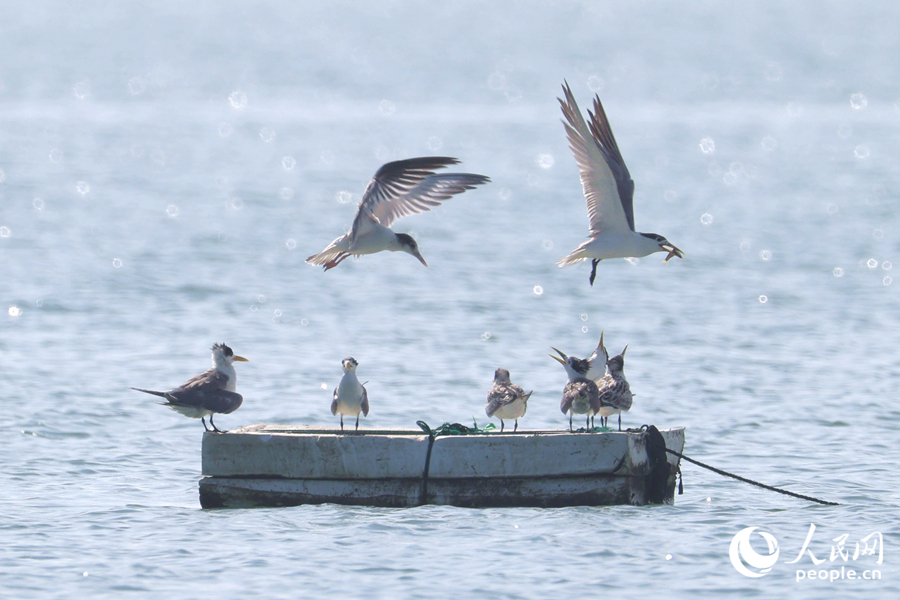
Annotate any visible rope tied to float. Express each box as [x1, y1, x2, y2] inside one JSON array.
[[416, 420, 496, 437], [640, 425, 839, 507], [415, 420, 497, 504]]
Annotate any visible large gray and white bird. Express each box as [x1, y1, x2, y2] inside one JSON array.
[[306, 157, 490, 270], [551, 352, 601, 432], [132, 343, 249, 432], [485, 368, 532, 432], [556, 81, 684, 285], [594, 347, 634, 431], [331, 357, 369, 431]]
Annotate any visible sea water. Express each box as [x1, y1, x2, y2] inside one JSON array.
[[1, 2, 898, 598]]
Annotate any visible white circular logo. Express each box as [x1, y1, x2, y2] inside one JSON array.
[[729, 527, 780, 578]]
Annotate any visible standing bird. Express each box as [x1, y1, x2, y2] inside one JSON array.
[[551, 352, 601, 432], [594, 347, 634, 431], [306, 157, 490, 270], [549, 332, 609, 383], [132, 343, 249, 433], [485, 368, 532, 432], [331, 357, 369, 431], [556, 81, 684, 285]]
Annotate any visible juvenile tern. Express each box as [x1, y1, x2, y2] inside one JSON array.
[[306, 157, 490, 270], [551, 352, 601, 432], [556, 81, 684, 285], [485, 368, 532, 432], [132, 343, 249, 432], [331, 357, 369, 431], [594, 346, 633, 431], [560, 377, 601, 433]]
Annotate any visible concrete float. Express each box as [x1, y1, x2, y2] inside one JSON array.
[[199, 425, 685, 509]]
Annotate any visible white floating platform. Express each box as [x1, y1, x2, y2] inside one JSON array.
[[199, 425, 685, 509]]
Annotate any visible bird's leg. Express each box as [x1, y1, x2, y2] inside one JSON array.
[[513, 420, 518, 432], [585, 415, 590, 430], [500, 420, 505, 432], [209, 415, 222, 433], [589, 259, 601, 286], [591, 415, 595, 429], [355, 415, 360, 431], [324, 253, 352, 271], [201, 417, 210, 432], [569, 413, 573, 432], [340, 415, 344, 431], [618, 414, 622, 431]]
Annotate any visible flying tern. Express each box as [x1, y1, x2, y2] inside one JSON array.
[[307, 157, 490, 270], [556, 81, 683, 285]]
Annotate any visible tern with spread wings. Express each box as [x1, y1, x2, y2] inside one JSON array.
[[556, 82, 683, 285], [307, 157, 490, 270]]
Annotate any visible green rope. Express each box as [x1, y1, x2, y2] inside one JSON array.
[[416, 419, 495, 437]]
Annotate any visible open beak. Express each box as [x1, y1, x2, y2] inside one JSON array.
[[549, 347, 568, 365], [661, 243, 684, 263], [233, 356, 250, 362]]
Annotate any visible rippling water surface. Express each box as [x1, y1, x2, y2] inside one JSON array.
[[1, 2, 898, 598]]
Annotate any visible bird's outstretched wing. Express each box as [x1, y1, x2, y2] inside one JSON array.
[[558, 81, 635, 235], [349, 157, 489, 242]]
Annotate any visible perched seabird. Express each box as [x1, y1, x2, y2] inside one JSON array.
[[485, 368, 532, 432], [551, 353, 601, 432], [560, 376, 601, 433], [331, 357, 369, 431], [594, 347, 633, 430], [132, 343, 249, 432], [550, 331, 609, 383], [556, 81, 684, 285], [306, 157, 490, 270]]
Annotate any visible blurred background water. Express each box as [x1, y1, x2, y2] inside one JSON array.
[[1, 1, 898, 598]]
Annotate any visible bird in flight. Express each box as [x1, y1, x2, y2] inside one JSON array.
[[556, 81, 683, 285], [307, 157, 490, 270]]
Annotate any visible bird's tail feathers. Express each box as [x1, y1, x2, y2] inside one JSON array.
[[307, 247, 352, 270], [556, 243, 592, 267], [131, 387, 167, 398]]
